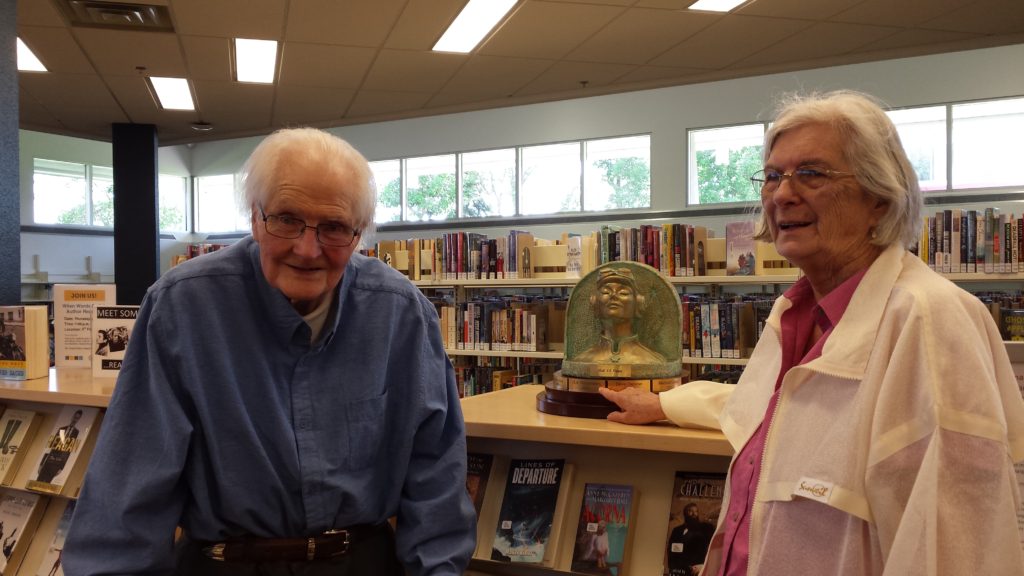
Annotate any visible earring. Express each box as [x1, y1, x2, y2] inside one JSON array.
[[870, 228, 878, 240]]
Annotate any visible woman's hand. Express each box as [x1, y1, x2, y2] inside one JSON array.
[[598, 386, 667, 425]]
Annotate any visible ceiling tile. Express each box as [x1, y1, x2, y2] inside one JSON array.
[[19, 90, 61, 133], [479, 1, 626, 59], [102, 74, 201, 130], [17, 25, 95, 74], [515, 60, 637, 96], [734, 21, 899, 69], [346, 90, 434, 119], [923, 0, 1024, 35], [170, 0, 287, 38], [72, 28, 187, 76], [180, 36, 232, 82], [17, 0, 65, 26], [384, 0, 466, 51], [285, 0, 406, 46], [278, 42, 376, 89], [611, 65, 707, 85], [544, 0, 635, 5], [831, 0, 975, 28], [738, 0, 862, 20], [430, 56, 553, 107], [854, 28, 982, 53], [361, 50, 465, 92], [191, 80, 275, 132], [20, 73, 130, 132], [650, 14, 813, 69], [568, 7, 719, 64], [273, 85, 356, 127]]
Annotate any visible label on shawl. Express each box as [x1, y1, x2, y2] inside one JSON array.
[[794, 477, 834, 504]]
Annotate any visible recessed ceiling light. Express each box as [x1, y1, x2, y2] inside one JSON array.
[[191, 122, 214, 132], [688, 0, 746, 12], [17, 38, 47, 72], [433, 0, 517, 53], [234, 38, 278, 84], [148, 77, 195, 110]]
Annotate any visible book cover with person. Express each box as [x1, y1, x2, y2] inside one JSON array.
[[491, 458, 569, 565], [570, 483, 638, 576], [52, 284, 116, 368], [91, 305, 140, 378], [0, 306, 50, 381], [34, 499, 73, 576], [0, 409, 44, 486], [725, 220, 756, 276], [25, 406, 99, 495], [0, 488, 45, 574], [664, 471, 725, 576]]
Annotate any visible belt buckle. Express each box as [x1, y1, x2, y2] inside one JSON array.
[[202, 542, 227, 562], [321, 528, 351, 558]]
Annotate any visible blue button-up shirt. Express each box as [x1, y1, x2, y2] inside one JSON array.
[[64, 237, 476, 575]]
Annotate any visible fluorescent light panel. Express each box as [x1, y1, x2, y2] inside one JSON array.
[[17, 38, 47, 72], [235, 38, 278, 83], [149, 77, 194, 110], [433, 0, 517, 53], [688, 0, 746, 12]]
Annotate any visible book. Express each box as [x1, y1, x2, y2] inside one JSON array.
[[91, 305, 140, 378], [491, 458, 572, 565], [570, 483, 639, 576], [725, 220, 756, 276], [664, 471, 725, 576], [0, 306, 50, 381], [1002, 308, 1024, 341], [0, 489, 46, 574], [0, 409, 44, 486], [466, 452, 496, 516], [34, 499, 74, 576], [25, 406, 100, 495], [52, 284, 116, 368]]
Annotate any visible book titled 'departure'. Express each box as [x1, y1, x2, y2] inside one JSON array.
[[92, 305, 140, 378], [0, 306, 49, 381], [25, 406, 99, 495], [491, 458, 571, 565]]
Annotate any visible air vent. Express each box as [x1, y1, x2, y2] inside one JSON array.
[[55, 0, 175, 32]]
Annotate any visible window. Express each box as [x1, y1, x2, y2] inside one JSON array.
[[405, 155, 456, 221], [952, 97, 1024, 190], [521, 142, 581, 215], [584, 135, 651, 211], [159, 174, 189, 232], [370, 160, 402, 223], [888, 106, 947, 192], [688, 124, 764, 205], [32, 159, 110, 226], [462, 148, 516, 218], [195, 174, 247, 233]]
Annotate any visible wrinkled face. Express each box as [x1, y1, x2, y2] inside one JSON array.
[[595, 280, 637, 320], [761, 123, 886, 278], [252, 153, 362, 315]]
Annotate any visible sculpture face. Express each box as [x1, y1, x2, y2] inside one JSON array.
[[594, 280, 637, 321]]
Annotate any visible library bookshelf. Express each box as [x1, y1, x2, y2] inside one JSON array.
[[461, 384, 733, 576]]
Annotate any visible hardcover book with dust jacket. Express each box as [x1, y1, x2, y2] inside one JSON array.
[[664, 471, 726, 576], [0, 409, 44, 486], [0, 306, 50, 381], [25, 406, 99, 495], [491, 458, 570, 565], [0, 488, 45, 574], [570, 483, 639, 576]]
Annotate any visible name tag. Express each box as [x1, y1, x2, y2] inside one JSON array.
[[794, 477, 834, 504]]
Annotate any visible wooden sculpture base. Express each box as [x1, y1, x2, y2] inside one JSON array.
[[535, 371, 684, 419]]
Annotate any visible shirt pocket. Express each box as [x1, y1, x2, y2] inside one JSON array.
[[343, 391, 388, 470]]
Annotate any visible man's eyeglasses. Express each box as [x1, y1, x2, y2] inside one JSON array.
[[259, 208, 361, 247], [750, 165, 856, 195]]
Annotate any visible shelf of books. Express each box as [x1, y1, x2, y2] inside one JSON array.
[[461, 385, 732, 576]]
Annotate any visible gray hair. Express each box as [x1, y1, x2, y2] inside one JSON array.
[[753, 90, 922, 249], [238, 127, 377, 237]]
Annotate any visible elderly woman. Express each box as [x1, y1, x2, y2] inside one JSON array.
[[600, 90, 1024, 574]]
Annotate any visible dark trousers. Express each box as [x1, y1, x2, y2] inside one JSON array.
[[173, 526, 405, 576]]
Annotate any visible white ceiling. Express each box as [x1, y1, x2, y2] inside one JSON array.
[[16, 0, 1024, 146]]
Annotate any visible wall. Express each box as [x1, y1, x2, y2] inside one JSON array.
[[19, 43, 1024, 278]]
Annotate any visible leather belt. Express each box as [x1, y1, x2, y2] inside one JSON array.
[[200, 524, 382, 562]]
